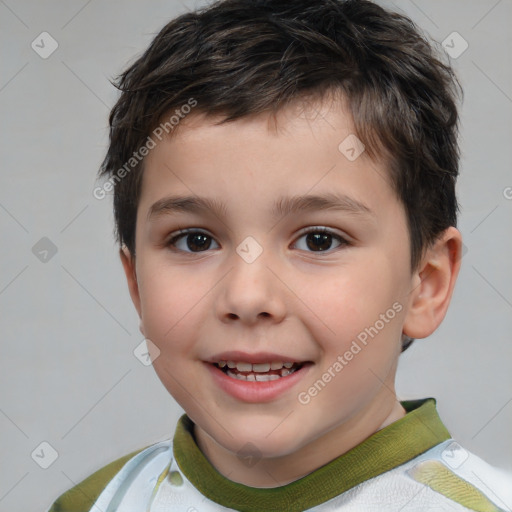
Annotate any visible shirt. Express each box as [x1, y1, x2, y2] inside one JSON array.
[[47, 398, 512, 511]]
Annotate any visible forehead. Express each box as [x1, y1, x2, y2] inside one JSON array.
[[138, 99, 399, 225]]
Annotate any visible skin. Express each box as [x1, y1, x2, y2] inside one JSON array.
[[120, 97, 462, 488]]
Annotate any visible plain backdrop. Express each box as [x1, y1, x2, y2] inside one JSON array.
[[1, 1, 511, 511]]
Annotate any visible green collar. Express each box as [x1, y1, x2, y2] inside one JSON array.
[[173, 398, 450, 511]]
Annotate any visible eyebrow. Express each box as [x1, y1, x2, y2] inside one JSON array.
[[147, 193, 374, 222]]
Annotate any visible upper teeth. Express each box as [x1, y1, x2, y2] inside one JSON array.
[[219, 361, 294, 372]]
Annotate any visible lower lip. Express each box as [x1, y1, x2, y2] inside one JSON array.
[[205, 362, 311, 403]]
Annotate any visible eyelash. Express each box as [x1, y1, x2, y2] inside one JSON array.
[[165, 227, 350, 255]]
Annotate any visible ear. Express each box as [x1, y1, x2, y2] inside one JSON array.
[[402, 227, 462, 339], [119, 245, 142, 321]]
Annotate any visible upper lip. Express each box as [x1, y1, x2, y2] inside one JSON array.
[[206, 351, 307, 364]]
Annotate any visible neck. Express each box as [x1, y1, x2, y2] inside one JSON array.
[[194, 391, 406, 488]]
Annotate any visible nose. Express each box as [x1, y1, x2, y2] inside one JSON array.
[[215, 248, 287, 326]]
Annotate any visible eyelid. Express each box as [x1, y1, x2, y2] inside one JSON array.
[[292, 226, 350, 250], [295, 225, 347, 238], [169, 227, 208, 238], [166, 228, 219, 254]]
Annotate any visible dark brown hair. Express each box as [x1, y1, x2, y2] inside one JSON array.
[[99, 0, 461, 351]]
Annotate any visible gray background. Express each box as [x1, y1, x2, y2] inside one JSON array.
[[1, 1, 511, 511]]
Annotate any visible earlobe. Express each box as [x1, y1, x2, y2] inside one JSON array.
[[402, 227, 462, 339], [119, 245, 142, 318]]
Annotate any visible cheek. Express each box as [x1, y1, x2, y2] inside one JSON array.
[[139, 266, 210, 410], [307, 264, 398, 330], [137, 264, 208, 351], [304, 271, 404, 412], [303, 260, 406, 368]]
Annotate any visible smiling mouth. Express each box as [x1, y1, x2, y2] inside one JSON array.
[[213, 360, 305, 381]]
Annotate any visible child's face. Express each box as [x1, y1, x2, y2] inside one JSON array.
[[124, 99, 417, 460]]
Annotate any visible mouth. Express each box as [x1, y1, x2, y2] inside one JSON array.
[[206, 356, 313, 402], [213, 360, 305, 381]]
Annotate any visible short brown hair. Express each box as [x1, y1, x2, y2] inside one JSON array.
[[99, 0, 461, 350]]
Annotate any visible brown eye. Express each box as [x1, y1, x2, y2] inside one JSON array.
[[294, 227, 348, 253], [167, 230, 220, 253], [306, 232, 334, 251]]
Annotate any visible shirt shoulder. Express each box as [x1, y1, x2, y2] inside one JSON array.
[[334, 440, 512, 512], [407, 440, 512, 510], [46, 443, 156, 512]]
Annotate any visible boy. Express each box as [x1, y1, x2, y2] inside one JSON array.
[[48, 0, 512, 510]]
